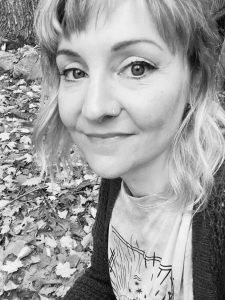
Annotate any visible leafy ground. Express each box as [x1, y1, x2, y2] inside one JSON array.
[[0, 72, 99, 299]]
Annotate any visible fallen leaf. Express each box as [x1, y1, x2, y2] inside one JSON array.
[[90, 207, 97, 218], [72, 206, 85, 214], [0, 185, 6, 194], [83, 174, 94, 181], [0, 94, 5, 101], [22, 176, 41, 186], [39, 295, 51, 300], [19, 128, 30, 133], [17, 245, 33, 259], [37, 220, 46, 230], [45, 236, 57, 248], [48, 195, 56, 201], [46, 247, 51, 257], [83, 224, 92, 233], [55, 262, 76, 278], [5, 240, 27, 257], [1, 223, 10, 234], [60, 236, 76, 249], [30, 256, 41, 264], [0, 132, 10, 141], [22, 153, 33, 163], [55, 285, 70, 298], [16, 174, 28, 185], [7, 167, 16, 175], [1, 217, 11, 234], [20, 135, 31, 144], [13, 89, 23, 94], [26, 91, 34, 97], [39, 285, 56, 296], [5, 141, 16, 150], [81, 232, 93, 248], [36, 234, 45, 245], [17, 79, 26, 85], [3, 174, 13, 183], [0, 106, 5, 113], [13, 216, 34, 234], [0, 200, 10, 210], [68, 252, 81, 268], [58, 210, 68, 219], [46, 182, 61, 195], [2, 205, 20, 217], [1, 259, 23, 274], [31, 85, 40, 92], [0, 248, 4, 264], [0, 272, 6, 296], [80, 195, 88, 205], [3, 280, 19, 291]]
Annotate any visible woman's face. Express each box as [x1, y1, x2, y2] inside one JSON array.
[[57, 0, 190, 181]]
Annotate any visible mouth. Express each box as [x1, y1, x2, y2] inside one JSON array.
[[84, 133, 134, 144], [86, 133, 133, 139]]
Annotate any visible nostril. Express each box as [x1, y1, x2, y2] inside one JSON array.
[[96, 114, 116, 123]]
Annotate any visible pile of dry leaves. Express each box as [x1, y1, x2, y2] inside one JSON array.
[[0, 66, 99, 299]]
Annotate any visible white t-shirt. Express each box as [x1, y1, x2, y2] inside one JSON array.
[[108, 181, 193, 300]]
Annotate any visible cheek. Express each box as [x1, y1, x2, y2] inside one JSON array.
[[57, 88, 80, 129], [126, 86, 185, 131]]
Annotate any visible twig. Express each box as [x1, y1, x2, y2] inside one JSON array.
[[6, 185, 46, 205]]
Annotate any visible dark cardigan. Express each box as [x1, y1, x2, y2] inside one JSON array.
[[64, 165, 225, 300]]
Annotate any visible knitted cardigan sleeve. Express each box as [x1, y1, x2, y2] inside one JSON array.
[[63, 179, 116, 300]]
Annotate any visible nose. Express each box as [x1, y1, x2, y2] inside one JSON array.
[[81, 75, 120, 122]]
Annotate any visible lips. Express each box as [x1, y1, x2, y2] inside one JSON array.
[[86, 133, 133, 139], [83, 132, 134, 147]]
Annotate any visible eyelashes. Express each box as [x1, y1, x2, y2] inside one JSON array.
[[120, 60, 157, 79], [60, 68, 87, 81], [59, 59, 157, 82]]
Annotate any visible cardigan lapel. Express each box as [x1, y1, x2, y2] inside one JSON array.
[[104, 178, 122, 241], [192, 209, 217, 299]]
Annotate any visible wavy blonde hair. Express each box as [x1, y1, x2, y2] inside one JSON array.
[[33, 0, 225, 210]]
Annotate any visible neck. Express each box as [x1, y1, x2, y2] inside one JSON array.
[[122, 157, 170, 198]]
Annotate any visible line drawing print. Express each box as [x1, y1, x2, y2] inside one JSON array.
[[109, 225, 174, 300]]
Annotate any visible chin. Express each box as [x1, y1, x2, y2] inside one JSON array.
[[88, 158, 124, 179]]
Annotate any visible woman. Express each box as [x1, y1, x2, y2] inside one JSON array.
[[34, 0, 225, 299]]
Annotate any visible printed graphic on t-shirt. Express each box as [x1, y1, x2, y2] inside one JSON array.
[[109, 225, 174, 300]]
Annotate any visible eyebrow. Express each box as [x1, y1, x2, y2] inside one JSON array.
[[111, 39, 164, 52], [56, 38, 164, 57], [57, 49, 81, 58]]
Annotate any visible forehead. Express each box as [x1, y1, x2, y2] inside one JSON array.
[[60, 0, 179, 53], [58, 0, 171, 57], [62, 0, 148, 31]]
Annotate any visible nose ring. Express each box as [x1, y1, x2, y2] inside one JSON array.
[[112, 107, 118, 116]]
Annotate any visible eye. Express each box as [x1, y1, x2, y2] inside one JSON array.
[[131, 63, 146, 76], [120, 60, 157, 79], [60, 68, 87, 81]]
